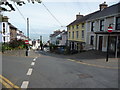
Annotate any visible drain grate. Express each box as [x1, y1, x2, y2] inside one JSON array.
[[77, 74, 93, 79]]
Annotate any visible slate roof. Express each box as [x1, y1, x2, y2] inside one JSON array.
[[67, 2, 120, 27], [88, 2, 120, 21], [67, 11, 99, 26]]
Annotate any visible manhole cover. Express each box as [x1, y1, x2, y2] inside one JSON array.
[[77, 74, 93, 79]]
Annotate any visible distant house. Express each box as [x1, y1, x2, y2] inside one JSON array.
[[9, 23, 17, 41], [17, 30, 26, 40], [50, 30, 61, 45], [59, 30, 68, 46], [50, 30, 67, 46]]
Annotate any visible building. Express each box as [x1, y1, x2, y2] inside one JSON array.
[[50, 30, 68, 46], [86, 2, 120, 57], [67, 13, 86, 52], [0, 15, 10, 43], [17, 30, 26, 40], [9, 23, 17, 41], [50, 30, 61, 45], [59, 30, 68, 46]]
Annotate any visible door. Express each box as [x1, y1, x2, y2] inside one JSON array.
[[99, 36, 103, 51]]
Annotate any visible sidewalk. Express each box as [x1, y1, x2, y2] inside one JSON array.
[[39, 50, 119, 69]]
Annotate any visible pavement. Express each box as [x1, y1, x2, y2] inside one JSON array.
[[38, 50, 119, 70]]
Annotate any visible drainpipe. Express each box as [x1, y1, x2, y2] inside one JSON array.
[[115, 36, 118, 58]]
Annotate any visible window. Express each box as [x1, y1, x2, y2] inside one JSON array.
[[67, 26, 70, 30], [72, 26, 74, 29], [82, 30, 84, 38], [69, 32, 71, 39], [100, 20, 104, 31], [72, 31, 74, 39], [82, 23, 84, 28], [90, 36, 94, 45], [3, 23, 5, 34], [76, 25, 79, 29], [91, 22, 95, 31], [116, 17, 120, 30], [76, 31, 79, 39]]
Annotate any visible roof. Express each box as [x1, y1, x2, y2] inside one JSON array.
[[67, 2, 120, 26], [8, 23, 17, 30], [67, 11, 99, 26], [50, 32, 61, 37], [88, 2, 120, 21]]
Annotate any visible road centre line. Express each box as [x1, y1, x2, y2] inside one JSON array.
[[26, 68, 33, 75], [21, 81, 29, 88], [33, 58, 36, 61], [31, 62, 35, 66], [67, 59, 119, 69]]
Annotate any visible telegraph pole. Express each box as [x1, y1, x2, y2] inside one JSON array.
[[26, 18, 29, 56], [27, 18, 29, 39]]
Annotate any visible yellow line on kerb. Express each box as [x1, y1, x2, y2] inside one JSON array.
[[67, 59, 119, 69], [0, 75, 20, 89]]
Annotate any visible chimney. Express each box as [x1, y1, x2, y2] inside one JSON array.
[[76, 12, 83, 20], [2, 16, 9, 22], [99, 2, 108, 11]]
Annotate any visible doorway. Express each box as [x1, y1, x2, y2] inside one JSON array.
[[99, 36, 103, 51]]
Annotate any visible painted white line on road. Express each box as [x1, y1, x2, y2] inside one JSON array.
[[21, 81, 29, 88], [31, 62, 35, 66], [26, 68, 33, 75], [33, 59, 36, 61]]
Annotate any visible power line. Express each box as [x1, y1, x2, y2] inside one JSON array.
[[41, 2, 63, 27], [13, 2, 26, 22]]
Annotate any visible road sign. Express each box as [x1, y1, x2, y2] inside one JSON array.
[[108, 26, 113, 32], [25, 40, 29, 44]]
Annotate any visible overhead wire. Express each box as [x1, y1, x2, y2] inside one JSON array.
[[13, 2, 26, 22], [41, 2, 63, 27]]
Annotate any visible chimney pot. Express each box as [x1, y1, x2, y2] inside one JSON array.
[[76, 13, 83, 20], [99, 2, 108, 11]]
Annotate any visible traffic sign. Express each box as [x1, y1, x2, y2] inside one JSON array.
[[108, 26, 113, 32], [25, 40, 29, 44]]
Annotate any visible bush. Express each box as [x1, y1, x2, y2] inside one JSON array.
[[1, 39, 27, 53]]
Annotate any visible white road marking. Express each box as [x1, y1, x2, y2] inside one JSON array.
[[26, 68, 33, 75], [33, 59, 36, 61], [21, 81, 29, 88], [31, 62, 35, 66]]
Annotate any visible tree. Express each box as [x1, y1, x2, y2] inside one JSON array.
[[0, 0, 41, 12]]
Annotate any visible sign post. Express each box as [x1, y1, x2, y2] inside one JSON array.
[[106, 26, 113, 62]]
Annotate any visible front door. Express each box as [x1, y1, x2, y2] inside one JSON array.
[[99, 36, 103, 51]]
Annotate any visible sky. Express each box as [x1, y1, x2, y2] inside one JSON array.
[[1, 0, 119, 42]]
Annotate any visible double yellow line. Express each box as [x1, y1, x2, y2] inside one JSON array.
[[67, 59, 119, 69], [0, 75, 21, 89]]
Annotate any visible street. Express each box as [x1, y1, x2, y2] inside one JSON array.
[[1, 50, 119, 88]]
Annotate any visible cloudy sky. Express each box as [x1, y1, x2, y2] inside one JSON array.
[[2, 0, 119, 42]]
